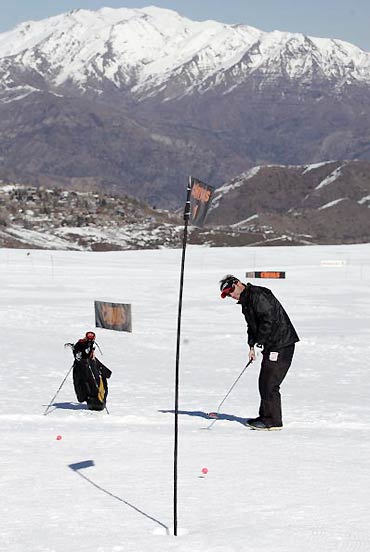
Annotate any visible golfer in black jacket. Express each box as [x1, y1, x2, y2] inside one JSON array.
[[220, 275, 299, 431]]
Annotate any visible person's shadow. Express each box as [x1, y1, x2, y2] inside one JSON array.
[[69, 461, 169, 534], [159, 409, 250, 427]]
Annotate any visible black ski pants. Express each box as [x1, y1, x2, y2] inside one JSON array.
[[258, 344, 295, 427]]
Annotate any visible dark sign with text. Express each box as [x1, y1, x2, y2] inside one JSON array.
[[245, 271, 286, 279]]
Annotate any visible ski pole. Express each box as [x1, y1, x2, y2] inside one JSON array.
[[206, 359, 254, 429], [43, 363, 74, 416]]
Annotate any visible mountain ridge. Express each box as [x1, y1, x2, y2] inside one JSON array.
[[1, 6, 369, 105], [1, 160, 370, 249], [1, 6, 370, 207]]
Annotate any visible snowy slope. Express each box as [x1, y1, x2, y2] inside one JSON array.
[[1, 244, 370, 551], [1, 6, 370, 102], [206, 160, 370, 245]]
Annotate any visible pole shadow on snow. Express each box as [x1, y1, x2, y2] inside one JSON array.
[[159, 409, 249, 426], [43, 402, 88, 414], [68, 460, 169, 535]]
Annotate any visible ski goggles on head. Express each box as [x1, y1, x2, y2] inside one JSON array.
[[85, 331, 96, 341], [220, 283, 236, 298]]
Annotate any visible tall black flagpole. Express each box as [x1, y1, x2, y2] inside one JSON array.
[[173, 176, 192, 536]]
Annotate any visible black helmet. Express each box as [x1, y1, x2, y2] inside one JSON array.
[[219, 274, 239, 298]]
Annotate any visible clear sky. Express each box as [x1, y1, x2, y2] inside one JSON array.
[[0, 0, 369, 51]]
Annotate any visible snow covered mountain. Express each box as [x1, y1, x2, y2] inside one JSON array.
[[1, 6, 370, 206], [207, 159, 370, 245], [1, 6, 370, 103]]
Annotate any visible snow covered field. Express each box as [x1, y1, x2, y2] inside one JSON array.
[[1, 243, 370, 552]]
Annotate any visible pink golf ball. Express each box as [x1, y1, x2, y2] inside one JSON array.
[[56, 435, 62, 440], [201, 467, 208, 474]]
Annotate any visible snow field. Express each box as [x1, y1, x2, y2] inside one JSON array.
[[1, 244, 370, 551]]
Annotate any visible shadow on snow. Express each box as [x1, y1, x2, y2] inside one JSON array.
[[159, 409, 249, 426], [44, 402, 87, 413], [68, 460, 169, 534]]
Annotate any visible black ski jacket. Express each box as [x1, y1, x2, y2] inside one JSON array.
[[238, 283, 299, 351]]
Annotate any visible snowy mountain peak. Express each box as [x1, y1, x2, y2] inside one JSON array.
[[1, 5, 370, 103]]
